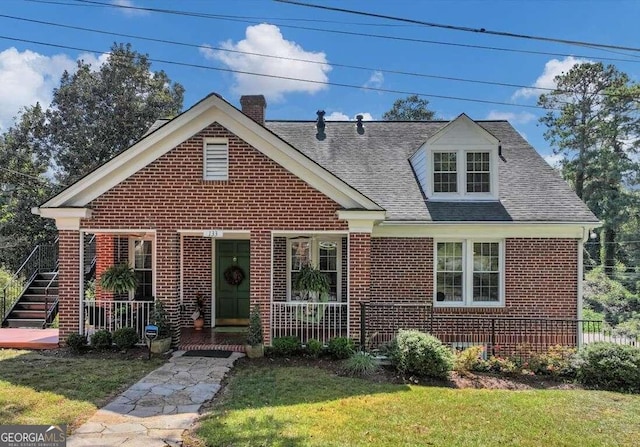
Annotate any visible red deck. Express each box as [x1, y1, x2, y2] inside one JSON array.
[[0, 328, 59, 350]]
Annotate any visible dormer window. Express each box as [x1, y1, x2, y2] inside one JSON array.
[[409, 114, 500, 202]]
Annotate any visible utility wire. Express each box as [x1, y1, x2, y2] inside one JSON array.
[[0, 166, 60, 186], [0, 34, 563, 111], [277, 0, 640, 54], [22, 0, 640, 65], [0, 13, 581, 95]]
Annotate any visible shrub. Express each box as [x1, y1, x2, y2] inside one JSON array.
[[342, 352, 378, 377], [390, 330, 454, 379], [90, 329, 113, 350], [66, 333, 87, 353], [527, 345, 577, 377], [453, 345, 486, 373], [246, 305, 263, 346], [487, 356, 520, 375], [576, 342, 640, 392], [271, 336, 301, 356], [152, 300, 172, 339], [306, 339, 324, 358], [327, 337, 355, 360], [113, 327, 139, 351]]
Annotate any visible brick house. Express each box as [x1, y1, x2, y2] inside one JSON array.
[[32, 93, 599, 350]]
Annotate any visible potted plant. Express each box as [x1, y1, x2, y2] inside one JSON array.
[[293, 263, 330, 302], [150, 299, 172, 354], [191, 293, 206, 330], [245, 304, 264, 358], [100, 263, 138, 297]]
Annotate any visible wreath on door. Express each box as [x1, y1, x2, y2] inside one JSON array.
[[224, 265, 245, 286]]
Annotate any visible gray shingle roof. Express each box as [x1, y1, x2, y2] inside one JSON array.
[[265, 120, 598, 223]]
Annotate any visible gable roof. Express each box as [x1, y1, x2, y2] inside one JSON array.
[[40, 94, 381, 211], [265, 120, 599, 223]]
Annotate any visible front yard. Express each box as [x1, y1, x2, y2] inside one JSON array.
[[0, 349, 163, 429], [192, 361, 640, 447]]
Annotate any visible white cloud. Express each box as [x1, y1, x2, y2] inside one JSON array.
[[325, 112, 375, 121], [325, 112, 349, 121], [111, 0, 148, 16], [485, 110, 536, 124], [513, 56, 592, 99], [0, 48, 109, 131], [544, 153, 563, 168], [363, 70, 384, 89], [200, 24, 332, 101]]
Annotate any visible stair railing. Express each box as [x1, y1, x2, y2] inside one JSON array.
[[1, 238, 59, 326], [43, 271, 59, 328]]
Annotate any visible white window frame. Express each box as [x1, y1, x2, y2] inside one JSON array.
[[286, 236, 342, 302], [128, 237, 155, 300], [203, 137, 229, 181], [427, 148, 499, 200], [433, 239, 505, 308]]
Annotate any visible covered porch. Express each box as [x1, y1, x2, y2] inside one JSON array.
[[72, 228, 359, 347]]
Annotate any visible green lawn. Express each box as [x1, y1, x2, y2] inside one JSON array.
[[0, 349, 163, 428], [195, 363, 640, 447]]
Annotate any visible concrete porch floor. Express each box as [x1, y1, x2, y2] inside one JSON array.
[[0, 328, 59, 349], [179, 327, 247, 352]]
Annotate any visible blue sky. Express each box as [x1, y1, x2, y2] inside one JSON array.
[[1, 0, 639, 164]]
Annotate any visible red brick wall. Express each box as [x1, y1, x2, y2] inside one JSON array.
[[365, 237, 579, 349], [369, 237, 578, 318], [371, 238, 433, 302], [182, 236, 212, 327], [56, 121, 347, 342]]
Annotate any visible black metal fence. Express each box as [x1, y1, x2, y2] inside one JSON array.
[[360, 302, 639, 359]]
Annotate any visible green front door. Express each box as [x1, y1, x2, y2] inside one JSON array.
[[216, 240, 250, 325]]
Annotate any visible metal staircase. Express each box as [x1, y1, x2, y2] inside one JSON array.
[[1, 235, 96, 329]]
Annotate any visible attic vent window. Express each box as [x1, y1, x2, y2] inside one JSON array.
[[203, 139, 228, 181]]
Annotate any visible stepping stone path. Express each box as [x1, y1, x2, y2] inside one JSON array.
[[68, 351, 243, 447]]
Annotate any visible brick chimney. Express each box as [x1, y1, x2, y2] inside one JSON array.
[[240, 95, 267, 125]]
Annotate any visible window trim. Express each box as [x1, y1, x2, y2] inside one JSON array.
[[286, 236, 342, 302], [433, 238, 505, 308], [427, 148, 498, 200], [203, 137, 229, 181]]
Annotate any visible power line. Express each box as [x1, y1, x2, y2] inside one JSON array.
[[0, 34, 563, 111], [277, 0, 640, 54], [0, 13, 572, 95], [0, 166, 61, 186], [22, 0, 640, 65]]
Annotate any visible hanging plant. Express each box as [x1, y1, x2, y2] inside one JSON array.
[[100, 263, 138, 295], [224, 265, 245, 286], [294, 264, 330, 301]]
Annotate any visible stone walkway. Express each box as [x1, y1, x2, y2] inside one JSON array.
[[68, 351, 243, 447]]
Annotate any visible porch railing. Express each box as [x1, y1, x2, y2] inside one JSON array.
[[84, 300, 154, 343], [1, 238, 58, 325], [271, 301, 348, 344]]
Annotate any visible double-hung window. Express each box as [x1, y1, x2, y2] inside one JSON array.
[[288, 237, 341, 301], [130, 239, 153, 300], [435, 240, 503, 307]]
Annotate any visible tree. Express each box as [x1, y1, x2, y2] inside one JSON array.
[[382, 95, 436, 121], [0, 104, 57, 270], [0, 42, 185, 270], [538, 63, 640, 275], [48, 43, 184, 184]]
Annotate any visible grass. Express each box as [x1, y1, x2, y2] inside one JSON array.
[[0, 349, 164, 428], [195, 363, 640, 447]]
